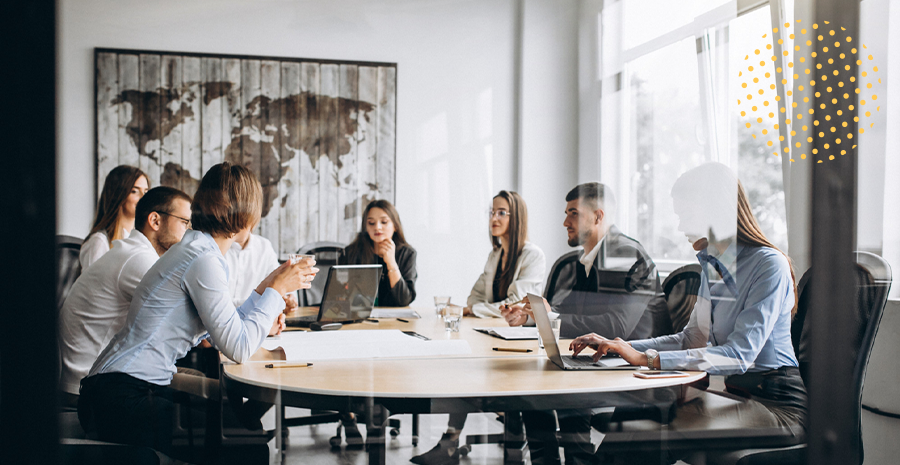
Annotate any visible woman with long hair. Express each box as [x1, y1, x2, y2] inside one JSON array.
[[81, 166, 150, 269], [412, 190, 545, 465], [341, 199, 417, 307], [78, 162, 317, 460], [567, 162, 806, 464]]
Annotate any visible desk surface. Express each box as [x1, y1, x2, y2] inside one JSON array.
[[227, 307, 705, 399]]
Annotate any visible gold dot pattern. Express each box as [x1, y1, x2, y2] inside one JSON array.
[[738, 19, 880, 163]]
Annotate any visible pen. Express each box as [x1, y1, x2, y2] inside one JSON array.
[[265, 363, 313, 368], [397, 318, 410, 323], [493, 347, 533, 353], [364, 318, 379, 324]]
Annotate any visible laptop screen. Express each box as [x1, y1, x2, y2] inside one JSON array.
[[527, 293, 566, 365], [318, 265, 382, 323]]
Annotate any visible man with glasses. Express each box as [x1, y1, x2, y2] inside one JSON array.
[[59, 186, 193, 407]]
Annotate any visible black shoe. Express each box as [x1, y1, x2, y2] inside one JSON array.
[[410, 433, 460, 465], [343, 419, 366, 450]]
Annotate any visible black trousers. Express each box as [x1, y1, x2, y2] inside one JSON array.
[[522, 408, 595, 465], [78, 373, 179, 459]]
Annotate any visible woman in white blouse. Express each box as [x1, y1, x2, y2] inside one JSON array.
[[80, 166, 149, 270], [465, 190, 546, 317], [412, 190, 545, 465]]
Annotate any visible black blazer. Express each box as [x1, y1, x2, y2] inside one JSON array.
[[544, 225, 663, 339], [340, 243, 418, 307]]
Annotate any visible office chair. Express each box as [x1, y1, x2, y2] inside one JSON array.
[[56, 235, 83, 310], [599, 252, 892, 465], [719, 251, 892, 465], [295, 241, 345, 306]]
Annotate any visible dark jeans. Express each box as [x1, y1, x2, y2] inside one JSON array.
[[78, 373, 179, 459]]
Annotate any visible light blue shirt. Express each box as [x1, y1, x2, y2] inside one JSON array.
[[631, 244, 797, 376], [89, 230, 285, 385]]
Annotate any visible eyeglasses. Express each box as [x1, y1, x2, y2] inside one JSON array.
[[156, 211, 191, 229], [488, 209, 511, 219]]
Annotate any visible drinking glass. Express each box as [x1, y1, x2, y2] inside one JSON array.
[[443, 304, 463, 332], [288, 253, 315, 265], [434, 295, 451, 317], [538, 318, 561, 349]]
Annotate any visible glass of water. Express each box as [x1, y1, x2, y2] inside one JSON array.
[[443, 304, 463, 332], [288, 253, 315, 265], [434, 295, 451, 317], [538, 318, 561, 349]]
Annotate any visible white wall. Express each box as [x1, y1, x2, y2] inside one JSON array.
[[519, 0, 580, 266], [58, 0, 581, 305]]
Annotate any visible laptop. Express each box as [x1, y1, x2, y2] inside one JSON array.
[[286, 265, 382, 327], [527, 293, 638, 371]]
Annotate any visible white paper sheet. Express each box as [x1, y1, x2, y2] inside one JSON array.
[[369, 308, 421, 319], [474, 327, 539, 340], [261, 330, 470, 361]]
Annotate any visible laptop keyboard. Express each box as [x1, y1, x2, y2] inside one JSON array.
[[566, 355, 600, 367]]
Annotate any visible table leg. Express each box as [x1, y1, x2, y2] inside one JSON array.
[[275, 390, 284, 464], [365, 398, 389, 465], [503, 411, 526, 465]]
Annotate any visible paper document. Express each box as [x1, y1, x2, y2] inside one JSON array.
[[370, 308, 421, 319], [262, 329, 470, 361], [474, 327, 539, 340]]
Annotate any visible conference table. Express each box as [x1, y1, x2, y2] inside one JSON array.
[[221, 307, 706, 464]]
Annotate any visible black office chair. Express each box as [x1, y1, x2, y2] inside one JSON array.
[[295, 241, 345, 306], [722, 251, 892, 465], [662, 264, 702, 335], [599, 252, 892, 465], [56, 235, 83, 310]]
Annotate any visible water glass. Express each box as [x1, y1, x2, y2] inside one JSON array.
[[538, 318, 561, 349], [434, 295, 451, 317], [288, 253, 315, 265], [442, 304, 463, 332]]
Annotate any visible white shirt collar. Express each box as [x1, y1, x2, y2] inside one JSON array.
[[579, 236, 604, 277], [126, 228, 155, 251]]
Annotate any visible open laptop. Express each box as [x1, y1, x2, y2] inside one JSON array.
[[286, 265, 382, 327], [527, 293, 638, 371]]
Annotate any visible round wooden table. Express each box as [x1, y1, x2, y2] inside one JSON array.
[[222, 307, 706, 464]]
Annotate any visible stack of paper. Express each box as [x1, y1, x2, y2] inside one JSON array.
[[262, 330, 470, 361], [474, 327, 539, 340]]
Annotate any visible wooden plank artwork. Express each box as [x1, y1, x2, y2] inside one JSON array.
[[94, 49, 397, 258]]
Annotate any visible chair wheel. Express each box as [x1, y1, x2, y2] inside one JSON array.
[[329, 436, 342, 448], [390, 428, 400, 437], [459, 444, 471, 456], [412, 436, 419, 446]]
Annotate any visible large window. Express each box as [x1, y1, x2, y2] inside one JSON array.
[[598, 1, 789, 266]]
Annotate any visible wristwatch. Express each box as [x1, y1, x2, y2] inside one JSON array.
[[645, 349, 659, 369]]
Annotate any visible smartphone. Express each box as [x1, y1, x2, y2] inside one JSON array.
[[633, 371, 689, 379]]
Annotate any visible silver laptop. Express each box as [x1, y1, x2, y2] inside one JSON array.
[[527, 293, 639, 371]]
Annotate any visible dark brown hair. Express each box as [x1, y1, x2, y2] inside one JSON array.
[[190, 162, 262, 237], [89, 165, 149, 245], [491, 191, 529, 297], [344, 199, 408, 264], [565, 182, 616, 220], [135, 186, 193, 231]]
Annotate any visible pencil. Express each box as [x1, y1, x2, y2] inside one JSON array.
[[397, 318, 410, 323], [265, 363, 313, 368], [493, 347, 533, 353]]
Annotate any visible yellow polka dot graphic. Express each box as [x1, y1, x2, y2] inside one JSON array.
[[738, 20, 880, 163]]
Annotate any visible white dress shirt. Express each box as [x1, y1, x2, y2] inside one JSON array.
[[59, 229, 159, 394], [225, 234, 281, 308], [467, 242, 546, 318], [579, 237, 604, 277], [90, 230, 285, 385], [80, 228, 129, 270]]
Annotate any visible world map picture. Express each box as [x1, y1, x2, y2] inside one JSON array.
[[95, 49, 397, 258]]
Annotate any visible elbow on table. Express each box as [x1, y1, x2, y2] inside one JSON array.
[[225, 345, 254, 364]]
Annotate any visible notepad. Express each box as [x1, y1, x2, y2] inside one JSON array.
[[369, 308, 421, 319], [474, 327, 539, 340], [261, 329, 470, 361]]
